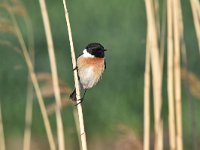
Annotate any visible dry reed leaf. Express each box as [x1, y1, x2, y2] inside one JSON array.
[[0, 1, 27, 17], [37, 72, 72, 96], [37, 73, 73, 114], [47, 98, 72, 114], [181, 68, 200, 98], [9, 0, 27, 17], [0, 20, 15, 33], [40, 83, 56, 98], [115, 125, 143, 150], [0, 40, 21, 53], [0, 2, 27, 38], [11, 5, 27, 17], [40, 82, 71, 97], [89, 125, 143, 150], [37, 72, 53, 81]]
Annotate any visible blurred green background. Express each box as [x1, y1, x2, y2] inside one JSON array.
[[0, 0, 200, 149]]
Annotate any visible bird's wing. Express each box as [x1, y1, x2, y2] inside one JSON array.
[[104, 59, 106, 70]]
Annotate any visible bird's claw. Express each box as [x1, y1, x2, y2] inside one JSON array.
[[75, 98, 83, 106], [73, 66, 78, 71]]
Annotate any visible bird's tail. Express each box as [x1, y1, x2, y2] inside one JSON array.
[[70, 88, 77, 101]]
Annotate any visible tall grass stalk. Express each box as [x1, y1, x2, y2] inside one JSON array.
[[73, 108, 83, 150], [167, 0, 176, 149], [38, 0, 65, 149], [145, 0, 163, 149], [23, 13, 35, 150], [153, 0, 160, 37], [23, 78, 34, 150], [143, 35, 151, 150], [159, 0, 166, 80], [5, 3, 56, 149], [173, 0, 183, 149], [190, 0, 200, 53], [181, 50, 197, 150], [0, 102, 6, 150], [62, 0, 88, 150]]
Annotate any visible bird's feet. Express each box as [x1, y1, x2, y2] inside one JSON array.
[[73, 66, 78, 71], [75, 98, 84, 106]]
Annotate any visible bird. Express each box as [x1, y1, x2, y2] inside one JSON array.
[[70, 43, 107, 103]]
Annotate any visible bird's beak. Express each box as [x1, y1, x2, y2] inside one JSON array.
[[104, 49, 107, 51]]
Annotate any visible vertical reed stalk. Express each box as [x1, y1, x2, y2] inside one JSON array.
[[143, 35, 151, 150], [62, 0, 88, 150], [172, 0, 183, 149], [167, 0, 176, 149], [38, 0, 65, 149], [145, 0, 163, 149], [153, 0, 160, 37], [23, 79, 34, 150], [6, 4, 56, 149], [73, 109, 83, 150], [159, 0, 166, 80], [23, 15, 35, 150], [190, 0, 200, 53], [0, 102, 6, 150], [181, 45, 197, 150]]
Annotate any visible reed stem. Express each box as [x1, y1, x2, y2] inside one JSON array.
[[6, 4, 56, 149], [143, 34, 151, 150], [190, 0, 200, 54], [145, 0, 163, 149], [23, 78, 34, 150], [62, 0, 88, 150], [0, 102, 6, 150], [39, 0, 65, 149], [167, 0, 176, 148], [172, 0, 183, 149], [23, 14, 35, 150]]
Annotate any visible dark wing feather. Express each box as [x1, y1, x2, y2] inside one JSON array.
[[104, 59, 106, 70]]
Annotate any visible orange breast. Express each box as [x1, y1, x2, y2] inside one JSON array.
[[77, 57, 104, 73], [77, 56, 105, 89]]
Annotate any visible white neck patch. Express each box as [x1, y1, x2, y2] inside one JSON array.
[[82, 49, 94, 58]]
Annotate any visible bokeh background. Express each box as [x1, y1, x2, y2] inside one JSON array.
[[0, 0, 200, 149]]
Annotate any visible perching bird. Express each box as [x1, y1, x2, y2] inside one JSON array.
[[70, 43, 107, 103]]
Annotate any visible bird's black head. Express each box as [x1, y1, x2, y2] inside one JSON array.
[[86, 43, 106, 58]]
